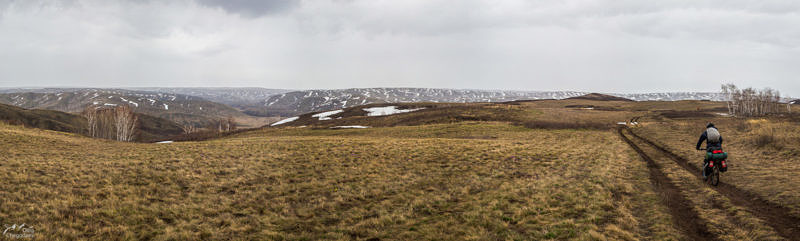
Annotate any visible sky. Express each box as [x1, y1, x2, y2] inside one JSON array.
[[0, 0, 798, 96]]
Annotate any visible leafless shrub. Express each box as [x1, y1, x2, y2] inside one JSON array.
[[748, 122, 784, 150], [3, 119, 24, 126], [182, 125, 198, 134], [216, 116, 236, 132], [753, 133, 778, 149]]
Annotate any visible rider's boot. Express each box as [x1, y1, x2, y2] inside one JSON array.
[[702, 162, 708, 180]]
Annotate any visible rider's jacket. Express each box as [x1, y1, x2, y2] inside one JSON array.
[[696, 127, 723, 151]]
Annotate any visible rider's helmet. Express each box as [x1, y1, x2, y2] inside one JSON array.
[[706, 123, 715, 128]]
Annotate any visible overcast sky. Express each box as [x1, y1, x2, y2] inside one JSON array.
[[0, 0, 798, 96]]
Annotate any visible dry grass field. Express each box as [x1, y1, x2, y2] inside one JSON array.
[[1, 121, 681, 240], [634, 115, 800, 218], [2, 98, 798, 240]]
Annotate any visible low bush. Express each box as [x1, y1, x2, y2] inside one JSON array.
[[753, 133, 779, 149]]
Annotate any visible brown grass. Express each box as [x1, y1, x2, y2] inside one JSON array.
[[517, 120, 611, 130], [0, 121, 678, 240], [271, 101, 633, 131], [657, 110, 716, 119], [622, 129, 785, 240], [4, 98, 796, 240], [634, 116, 800, 219]]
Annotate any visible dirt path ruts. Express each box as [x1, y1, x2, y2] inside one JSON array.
[[617, 128, 720, 241], [627, 127, 800, 240]]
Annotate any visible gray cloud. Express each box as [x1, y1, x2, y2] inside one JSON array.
[[0, 0, 799, 96], [196, 0, 298, 17]]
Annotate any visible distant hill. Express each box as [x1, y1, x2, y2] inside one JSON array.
[[130, 87, 292, 107], [0, 103, 184, 142], [1, 88, 747, 118], [567, 93, 633, 101], [267, 102, 528, 128], [257, 88, 588, 116], [0, 102, 86, 133], [0, 89, 247, 127], [254, 88, 732, 116]]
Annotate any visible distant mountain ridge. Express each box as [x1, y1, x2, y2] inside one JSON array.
[[567, 93, 633, 101], [0, 88, 245, 127], [260, 88, 587, 115], [257, 88, 732, 115], [4, 87, 790, 118], [130, 87, 291, 107]]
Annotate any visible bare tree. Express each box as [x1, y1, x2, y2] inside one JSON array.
[[82, 105, 98, 137], [216, 116, 237, 132], [182, 125, 198, 134], [99, 108, 115, 139], [114, 105, 138, 142], [81, 105, 138, 141], [721, 83, 737, 115], [721, 84, 786, 117]]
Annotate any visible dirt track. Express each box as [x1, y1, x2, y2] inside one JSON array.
[[625, 127, 800, 240], [617, 128, 719, 241]]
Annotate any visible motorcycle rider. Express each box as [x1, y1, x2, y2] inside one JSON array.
[[696, 123, 723, 178]]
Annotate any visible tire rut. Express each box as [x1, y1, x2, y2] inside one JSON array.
[[617, 128, 720, 241], [627, 127, 800, 240]]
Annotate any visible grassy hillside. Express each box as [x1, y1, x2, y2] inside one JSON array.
[[0, 121, 680, 240], [634, 115, 800, 217], [270, 99, 726, 130], [0, 102, 87, 133], [1, 98, 797, 240], [0, 89, 262, 128], [0, 103, 185, 142]]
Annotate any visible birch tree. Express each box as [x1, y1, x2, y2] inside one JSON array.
[[82, 106, 98, 137], [721, 84, 786, 117], [113, 105, 138, 142]]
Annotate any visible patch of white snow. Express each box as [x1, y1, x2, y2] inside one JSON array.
[[363, 106, 425, 117], [271, 117, 299, 126], [312, 110, 343, 120]]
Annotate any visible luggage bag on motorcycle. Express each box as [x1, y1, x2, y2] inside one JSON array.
[[705, 150, 728, 172], [705, 150, 728, 160]]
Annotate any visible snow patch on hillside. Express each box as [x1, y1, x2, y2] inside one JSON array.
[[271, 117, 299, 126], [312, 109, 343, 120], [363, 106, 425, 116]]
